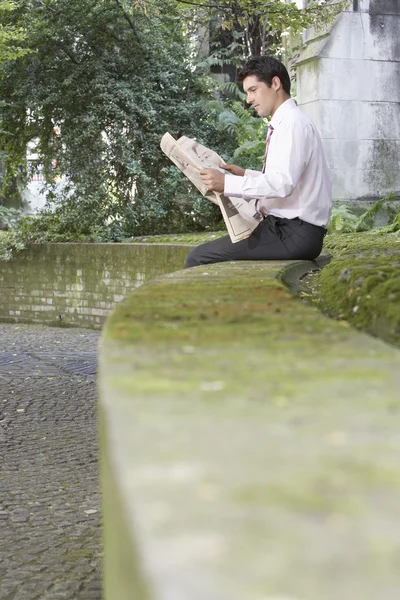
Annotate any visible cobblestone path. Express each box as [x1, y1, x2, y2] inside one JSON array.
[[0, 324, 102, 600]]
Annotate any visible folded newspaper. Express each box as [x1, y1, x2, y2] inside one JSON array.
[[160, 133, 262, 243]]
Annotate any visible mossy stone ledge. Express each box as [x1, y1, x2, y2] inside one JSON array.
[[99, 258, 400, 600], [317, 232, 400, 346]]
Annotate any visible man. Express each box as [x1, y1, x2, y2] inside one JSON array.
[[185, 56, 332, 268]]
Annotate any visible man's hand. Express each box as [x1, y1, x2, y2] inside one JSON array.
[[200, 168, 225, 194], [220, 164, 245, 177]]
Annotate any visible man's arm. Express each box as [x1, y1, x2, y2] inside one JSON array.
[[224, 120, 313, 200]]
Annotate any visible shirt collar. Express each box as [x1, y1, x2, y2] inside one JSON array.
[[269, 98, 296, 128]]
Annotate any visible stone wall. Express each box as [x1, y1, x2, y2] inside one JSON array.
[[295, 0, 400, 202], [0, 243, 190, 328], [99, 258, 400, 600]]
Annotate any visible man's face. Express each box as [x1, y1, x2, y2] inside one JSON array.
[[242, 75, 278, 118]]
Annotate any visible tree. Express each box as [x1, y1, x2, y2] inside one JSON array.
[[149, 0, 348, 64], [0, 1, 32, 204], [0, 0, 235, 239], [0, 0, 345, 240], [0, 1, 30, 61]]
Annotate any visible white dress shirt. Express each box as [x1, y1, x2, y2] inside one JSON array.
[[224, 98, 332, 228]]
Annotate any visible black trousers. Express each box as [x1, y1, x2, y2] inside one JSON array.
[[185, 215, 326, 268]]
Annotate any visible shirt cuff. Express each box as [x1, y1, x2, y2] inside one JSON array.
[[224, 174, 245, 197]]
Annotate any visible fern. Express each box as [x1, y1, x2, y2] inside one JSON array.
[[204, 99, 225, 114], [230, 102, 255, 122], [219, 111, 241, 126], [355, 193, 398, 232], [328, 194, 400, 234], [218, 81, 246, 101], [233, 140, 265, 162], [196, 56, 226, 69], [364, 213, 400, 235], [389, 213, 400, 232], [328, 204, 358, 233]]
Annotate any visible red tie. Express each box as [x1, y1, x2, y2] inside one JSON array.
[[262, 125, 274, 173]]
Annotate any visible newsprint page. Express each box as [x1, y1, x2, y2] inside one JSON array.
[[160, 133, 262, 243]]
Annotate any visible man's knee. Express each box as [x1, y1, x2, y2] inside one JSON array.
[[185, 237, 229, 268], [185, 247, 202, 268]]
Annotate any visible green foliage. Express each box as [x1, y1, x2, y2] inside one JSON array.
[[329, 194, 400, 235], [386, 213, 400, 233], [0, 229, 25, 260], [204, 94, 267, 171], [0, 0, 348, 243], [0, 204, 23, 229], [0, 0, 237, 240], [0, 1, 31, 61], [184, 0, 348, 65], [328, 204, 359, 233], [215, 99, 267, 170], [355, 194, 399, 233], [214, 0, 348, 34]]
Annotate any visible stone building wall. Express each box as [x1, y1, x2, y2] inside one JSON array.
[[295, 0, 400, 202]]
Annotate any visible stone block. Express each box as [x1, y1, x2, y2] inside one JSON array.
[[369, 0, 400, 16], [331, 167, 400, 200], [322, 12, 400, 62], [316, 58, 400, 102], [323, 139, 400, 171], [302, 99, 400, 140]]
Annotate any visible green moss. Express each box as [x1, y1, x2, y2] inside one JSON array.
[[324, 231, 400, 255], [103, 261, 399, 407], [315, 232, 400, 346], [123, 231, 225, 245], [235, 458, 400, 516], [99, 256, 400, 597]]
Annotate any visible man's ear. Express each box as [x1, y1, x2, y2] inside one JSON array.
[[271, 76, 282, 91]]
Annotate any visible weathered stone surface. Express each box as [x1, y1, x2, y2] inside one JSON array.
[[0, 243, 189, 328], [295, 4, 400, 201], [100, 259, 400, 600], [0, 324, 102, 600]]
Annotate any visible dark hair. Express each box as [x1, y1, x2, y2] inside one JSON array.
[[238, 56, 291, 95]]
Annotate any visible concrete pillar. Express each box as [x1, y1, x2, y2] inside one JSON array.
[[294, 0, 400, 202]]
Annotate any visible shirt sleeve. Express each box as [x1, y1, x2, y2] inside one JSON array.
[[224, 120, 314, 201], [244, 169, 262, 177]]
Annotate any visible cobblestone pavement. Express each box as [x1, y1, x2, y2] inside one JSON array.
[[0, 324, 102, 600]]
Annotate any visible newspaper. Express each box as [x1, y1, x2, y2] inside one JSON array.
[[160, 132, 262, 243]]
